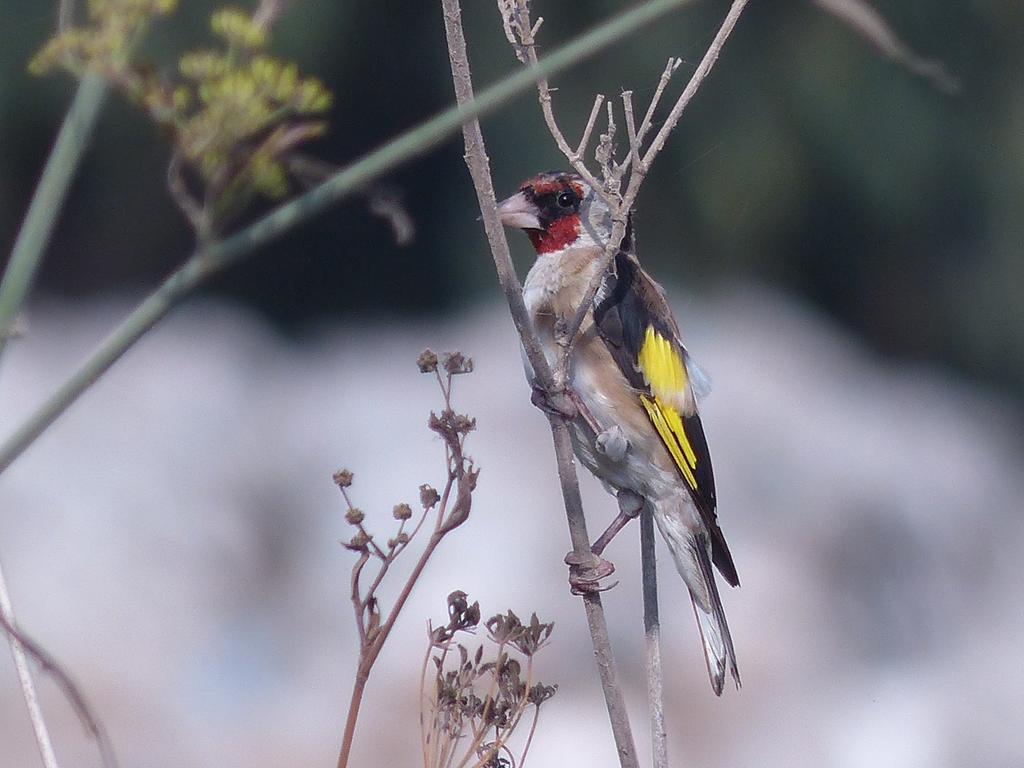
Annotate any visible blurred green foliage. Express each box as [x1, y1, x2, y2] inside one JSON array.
[[1, 1, 1021, 399], [28, 1, 332, 236]]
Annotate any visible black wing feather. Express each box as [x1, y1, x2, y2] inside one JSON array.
[[594, 251, 739, 587]]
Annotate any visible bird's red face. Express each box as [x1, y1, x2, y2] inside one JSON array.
[[497, 172, 587, 255]]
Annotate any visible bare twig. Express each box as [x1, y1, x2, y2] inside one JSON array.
[[557, 0, 750, 378], [620, 91, 641, 175], [500, 0, 617, 204], [367, 189, 416, 247], [499, 0, 748, 384], [638, 0, 751, 172], [441, 2, 639, 766], [575, 94, 606, 160], [640, 508, 667, 768], [289, 159, 417, 249], [167, 152, 209, 239], [0, 561, 58, 768], [0, 592, 119, 768], [252, 0, 292, 30], [636, 57, 681, 150], [813, 0, 959, 93], [58, 0, 75, 33], [594, 101, 621, 196]]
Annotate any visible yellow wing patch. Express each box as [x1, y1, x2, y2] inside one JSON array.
[[636, 326, 699, 491], [636, 326, 688, 402], [640, 394, 699, 490]]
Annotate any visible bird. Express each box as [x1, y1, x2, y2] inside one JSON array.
[[497, 170, 740, 695]]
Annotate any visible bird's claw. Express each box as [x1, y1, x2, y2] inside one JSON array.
[[564, 550, 618, 595]]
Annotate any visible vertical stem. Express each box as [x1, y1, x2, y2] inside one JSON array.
[[0, 558, 60, 768], [440, 2, 640, 765], [336, 665, 369, 768], [640, 508, 667, 768], [549, 421, 639, 768], [0, 73, 108, 358]]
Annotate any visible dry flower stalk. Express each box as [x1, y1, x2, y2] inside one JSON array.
[[420, 591, 557, 768], [336, 351, 480, 768]]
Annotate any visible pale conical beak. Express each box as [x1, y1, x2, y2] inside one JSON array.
[[497, 191, 542, 230]]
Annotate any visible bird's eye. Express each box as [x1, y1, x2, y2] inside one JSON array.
[[557, 191, 576, 208]]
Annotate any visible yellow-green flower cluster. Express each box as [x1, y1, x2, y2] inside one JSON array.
[[173, 11, 332, 206], [210, 8, 266, 50], [29, 0, 177, 75], [29, 2, 334, 229]]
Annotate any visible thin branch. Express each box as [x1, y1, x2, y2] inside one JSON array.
[[350, 551, 370, 644], [594, 101, 621, 195], [640, 508, 667, 768], [575, 94, 606, 159], [441, 2, 639, 767], [620, 91, 641, 174], [166, 152, 208, 238], [440, 3, 552, 390], [252, 0, 292, 30], [628, 57, 681, 171], [812, 0, 959, 93], [0, 561, 58, 768], [57, 0, 75, 33], [558, 0, 750, 374], [548, 423, 639, 768], [638, 0, 750, 172], [0, 600, 119, 768], [501, 0, 619, 204], [517, 706, 541, 768], [0, 72, 108, 360], [0, 0, 694, 478]]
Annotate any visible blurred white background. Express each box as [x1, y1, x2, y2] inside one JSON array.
[[1, 286, 1022, 767]]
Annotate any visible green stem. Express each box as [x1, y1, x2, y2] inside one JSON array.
[[0, 255, 207, 474], [0, 0, 692, 474], [0, 73, 109, 357]]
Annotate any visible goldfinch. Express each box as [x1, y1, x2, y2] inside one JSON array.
[[498, 171, 740, 695]]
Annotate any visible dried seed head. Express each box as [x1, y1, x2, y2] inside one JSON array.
[[344, 507, 364, 525], [417, 349, 439, 373], [509, 612, 555, 656], [333, 468, 353, 488], [342, 530, 370, 552], [453, 414, 476, 434], [486, 610, 524, 645], [420, 484, 440, 509], [444, 590, 481, 633], [442, 351, 474, 375], [528, 682, 558, 706], [393, 503, 413, 520]]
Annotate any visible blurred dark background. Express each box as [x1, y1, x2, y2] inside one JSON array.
[[1, 0, 1021, 392]]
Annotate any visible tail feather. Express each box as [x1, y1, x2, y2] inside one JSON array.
[[655, 507, 740, 695], [690, 534, 740, 695]]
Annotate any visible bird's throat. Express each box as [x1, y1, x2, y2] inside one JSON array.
[[528, 215, 582, 255]]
